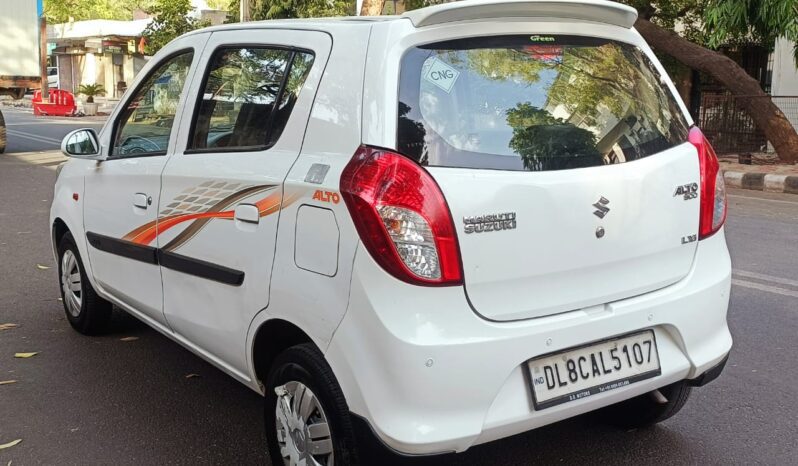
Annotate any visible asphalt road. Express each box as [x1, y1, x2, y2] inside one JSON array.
[[1, 129, 797, 464], [1, 107, 105, 153]]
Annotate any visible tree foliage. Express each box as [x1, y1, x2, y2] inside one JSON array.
[[704, 0, 798, 58], [226, 0, 352, 21], [143, 0, 210, 55], [205, 0, 232, 9], [620, 0, 798, 54], [44, 0, 155, 23], [620, 1, 708, 45]]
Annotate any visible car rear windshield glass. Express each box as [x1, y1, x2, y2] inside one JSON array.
[[397, 35, 690, 171]]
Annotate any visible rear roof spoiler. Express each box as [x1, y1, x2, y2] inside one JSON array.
[[402, 0, 638, 29]]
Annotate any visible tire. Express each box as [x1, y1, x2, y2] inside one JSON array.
[[58, 232, 113, 335], [598, 380, 692, 429], [0, 109, 6, 154], [265, 343, 359, 466]]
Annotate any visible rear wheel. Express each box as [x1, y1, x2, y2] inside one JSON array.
[[599, 380, 692, 428], [58, 232, 112, 334], [265, 343, 359, 466], [0, 109, 6, 154]]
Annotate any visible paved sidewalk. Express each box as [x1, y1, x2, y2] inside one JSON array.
[[2, 150, 66, 170], [720, 156, 798, 195]]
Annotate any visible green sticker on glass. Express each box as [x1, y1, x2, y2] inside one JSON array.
[[530, 35, 556, 42]]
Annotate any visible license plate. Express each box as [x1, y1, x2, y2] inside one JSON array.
[[527, 330, 661, 410]]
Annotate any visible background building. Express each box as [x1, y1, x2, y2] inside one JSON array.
[[47, 19, 151, 98]]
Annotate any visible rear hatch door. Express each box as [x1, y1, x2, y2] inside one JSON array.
[[396, 34, 700, 321]]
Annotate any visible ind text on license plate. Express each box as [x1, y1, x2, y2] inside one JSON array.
[[526, 330, 661, 410]]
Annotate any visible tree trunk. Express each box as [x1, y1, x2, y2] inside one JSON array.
[[635, 18, 798, 163], [39, 16, 49, 100], [359, 0, 385, 16], [672, 64, 692, 111]]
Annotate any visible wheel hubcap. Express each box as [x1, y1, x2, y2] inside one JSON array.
[[60, 250, 82, 317], [274, 381, 334, 466]]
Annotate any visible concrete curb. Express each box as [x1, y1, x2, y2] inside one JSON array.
[[723, 170, 798, 194]]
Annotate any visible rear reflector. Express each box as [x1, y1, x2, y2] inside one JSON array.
[[340, 146, 463, 286], [689, 127, 727, 239]]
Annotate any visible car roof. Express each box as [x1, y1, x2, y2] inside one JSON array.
[[186, 16, 399, 37], [187, 0, 637, 36]]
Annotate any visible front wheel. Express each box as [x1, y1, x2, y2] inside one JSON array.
[[58, 232, 113, 334], [264, 343, 359, 466]]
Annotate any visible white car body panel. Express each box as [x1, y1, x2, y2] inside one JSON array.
[[81, 35, 211, 324], [327, 231, 731, 454], [49, 1, 732, 458], [430, 145, 701, 321], [157, 29, 333, 375], [83, 155, 167, 320], [243, 24, 370, 383]]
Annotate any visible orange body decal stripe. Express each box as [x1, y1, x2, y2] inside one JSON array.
[[122, 184, 288, 247]]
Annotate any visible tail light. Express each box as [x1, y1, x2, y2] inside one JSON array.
[[689, 127, 727, 239], [340, 146, 463, 286]]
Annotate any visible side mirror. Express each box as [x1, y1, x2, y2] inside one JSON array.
[[61, 129, 104, 160]]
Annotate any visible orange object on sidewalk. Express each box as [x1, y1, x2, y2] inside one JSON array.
[[32, 89, 77, 117]]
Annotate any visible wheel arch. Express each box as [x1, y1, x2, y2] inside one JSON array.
[[50, 215, 100, 293], [52, 217, 70, 252], [251, 318, 318, 391]]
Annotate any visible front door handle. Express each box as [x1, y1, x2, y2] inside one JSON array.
[[234, 203, 260, 224], [133, 193, 151, 209]]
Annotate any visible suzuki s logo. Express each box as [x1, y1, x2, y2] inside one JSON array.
[[592, 196, 610, 219]]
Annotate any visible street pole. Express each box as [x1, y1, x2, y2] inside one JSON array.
[[39, 0, 49, 100], [240, 0, 251, 22]]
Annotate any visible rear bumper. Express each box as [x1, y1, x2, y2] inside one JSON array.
[[687, 353, 728, 387], [326, 230, 732, 455]]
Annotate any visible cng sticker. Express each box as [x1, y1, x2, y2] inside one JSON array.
[[422, 58, 460, 93]]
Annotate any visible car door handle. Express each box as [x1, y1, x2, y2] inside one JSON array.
[[133, 193, 151, 209], [234, 203, 260, 224]]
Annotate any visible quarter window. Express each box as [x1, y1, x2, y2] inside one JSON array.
[[112, 52, 194, 157], [189, 47, 315, 152]]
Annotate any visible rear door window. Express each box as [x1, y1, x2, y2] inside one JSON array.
[[397, 35, 689, 171], [188, 47, 314, 152]]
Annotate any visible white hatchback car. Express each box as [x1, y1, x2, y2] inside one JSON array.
[[51, 0, 732, 463]]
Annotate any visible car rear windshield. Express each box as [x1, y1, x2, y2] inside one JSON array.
[[397, 35, 690, 171]]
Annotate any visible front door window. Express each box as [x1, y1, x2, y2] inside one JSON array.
[[112, 52, 194, 156]]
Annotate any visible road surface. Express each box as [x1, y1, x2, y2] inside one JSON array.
[[1, 106, 105, 153]]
